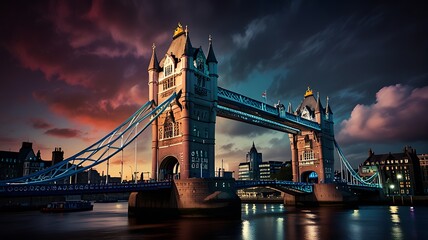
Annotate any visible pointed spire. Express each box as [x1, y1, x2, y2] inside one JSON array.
[[315, 92, 322, 112], [148, 43, 160, 72], [287, 102, 293, 113], [183, 25, 193, 57], [326, 96, 333, 114], [326, 96, 329, 113], [252, 141, 255, 148], [206, 34, 218, 63]]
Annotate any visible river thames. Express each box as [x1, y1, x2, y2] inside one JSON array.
[[1, 202, 427, 240]]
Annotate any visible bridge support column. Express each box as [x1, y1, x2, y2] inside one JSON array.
[[283, 183, 357, 207], [289, 134, 299, 182], [128, 178, 241, 219]]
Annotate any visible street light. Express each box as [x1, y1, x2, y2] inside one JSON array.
[[397, 174, 403, 180], [389, 184, 395, 196]]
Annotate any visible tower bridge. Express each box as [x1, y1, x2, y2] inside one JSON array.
[[0, 24, 382, 216]]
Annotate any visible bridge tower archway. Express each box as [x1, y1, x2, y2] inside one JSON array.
[[148, 24, 218, 180], [158, 156, 180, 181], [301, 171, 319, 183]]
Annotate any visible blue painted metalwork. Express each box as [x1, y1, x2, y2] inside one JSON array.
[[0, 182, 172, 197], [0, 92, 178, 186], [334, 140, 381, 188], [235, 180, 313, 193], [217, 87, 321, 131], [216, 105, 300, 134]]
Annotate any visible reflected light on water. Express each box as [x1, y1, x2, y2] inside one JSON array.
[[303, 212, 319, 240], [242, 220, 251, 240], [276, 217, 284, 239], [389, 206, 403, 239], [389, 206, 399, 214], [352, 209, 359, 218]]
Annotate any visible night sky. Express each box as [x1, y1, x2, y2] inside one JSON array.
[[1, 0, 427, 178]]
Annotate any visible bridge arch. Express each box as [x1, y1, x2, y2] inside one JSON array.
[[159, 156, 180, 180], [301, 171, 318, 183]]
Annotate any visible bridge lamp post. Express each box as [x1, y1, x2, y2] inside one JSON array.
[[134, 171, 139, 183], [389, 184, 395, 196], [135, 123, 139, 184]]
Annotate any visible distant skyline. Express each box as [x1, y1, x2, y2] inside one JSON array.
[[1, 1, 427, 178]]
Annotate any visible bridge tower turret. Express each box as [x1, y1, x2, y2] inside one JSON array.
[[289, 87, 335, 183], [149, 24, 218, 180]]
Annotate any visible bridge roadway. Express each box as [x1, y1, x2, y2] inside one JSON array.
[[0, 180, 316, 197], [217, 87, 321, 134]]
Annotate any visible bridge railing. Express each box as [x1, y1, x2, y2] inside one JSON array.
[[217, 87, 320, 131], [235, 180, 313, 193], [0, 181, 173, 197]]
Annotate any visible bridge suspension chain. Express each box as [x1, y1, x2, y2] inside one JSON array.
[[334, 140, 380, 187], [0, 93, 178, 185]]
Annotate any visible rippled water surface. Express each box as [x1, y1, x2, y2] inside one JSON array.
[[1, 202, 427, 240]]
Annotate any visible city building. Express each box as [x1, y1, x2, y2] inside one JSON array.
[[238, 162, 251, 180], [359, 146, 423, 196], [418, 153, 428, 194], [0, 142, 50, 179], [259, 161, 284, 180], [0, 142, 61, 180], [238, 142, 262, 180]]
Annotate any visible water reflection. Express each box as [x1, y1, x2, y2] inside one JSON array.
[[1, 203, 428, 240]]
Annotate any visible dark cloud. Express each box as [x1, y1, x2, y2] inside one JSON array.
[[0, 0, 427, 169], [220, 143, 235, 152], [45, 128, 84, 138], [30, 118, 52, 129]]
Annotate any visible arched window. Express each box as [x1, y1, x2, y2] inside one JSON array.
[[164, 122, 173, 139], [164, 57, 174, 76]]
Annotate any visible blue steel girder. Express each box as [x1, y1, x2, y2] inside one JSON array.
[[217, 87, 321, 133], [0, 92, 179, 186], [217, 105, 300, 134], [235, 180, 313, 194]]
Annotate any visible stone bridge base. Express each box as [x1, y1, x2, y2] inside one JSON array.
[[128, 178, 241, 219], [284, 183, 358, 207]]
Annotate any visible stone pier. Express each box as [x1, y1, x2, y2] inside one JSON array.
[[284, 183, 358, 206], [128, 178, 241, 219]]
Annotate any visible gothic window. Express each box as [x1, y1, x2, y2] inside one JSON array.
[[162, 78, 176, 90], [303, 150, 314, 160], [164, 57, 174, 77], [174, 122, 180, 136], [159, 128, 163, 139], [194, 55, 205, 72], [164, 118, 173, 139], [165, 65, 173, 76]]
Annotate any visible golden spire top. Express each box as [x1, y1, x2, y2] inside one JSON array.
[[304, 86, 313, 97], [173, 22, 185, 38]]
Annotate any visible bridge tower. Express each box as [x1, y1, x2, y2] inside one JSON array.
[[148, 23, 218, 180], [289, 87, 335, 183]]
